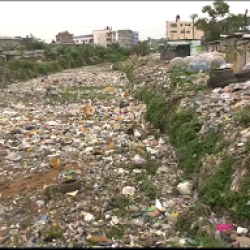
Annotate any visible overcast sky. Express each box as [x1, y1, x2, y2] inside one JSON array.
[[0, 1, 248, 42]]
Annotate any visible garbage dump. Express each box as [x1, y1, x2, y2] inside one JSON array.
[[121, 54, 250, 247]]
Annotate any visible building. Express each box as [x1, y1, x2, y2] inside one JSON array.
[[73, 34, 93, 45], [133, 31, 139, 45], [93, 26, 116, 48], [116, 30, 134, 49], [205, 40, 221, 52], [166, 15, 204, 40], [147, 38, 166, 51], [0, 36, 22, 51], [204, 31, 250, 71], [55, 31, 73, 44]]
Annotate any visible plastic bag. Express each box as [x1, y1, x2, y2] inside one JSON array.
[[177, 181, 193, 195], [187, 60, 208, 73], [167, 57, 186, 72]]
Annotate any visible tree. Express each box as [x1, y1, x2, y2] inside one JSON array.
[[17, 46, 26, 57], [195, 0, 245, 42], [190, 13, 198, 39], [132, 41, 150, 56], [23, 35, 46, 50], [0, 42, 18, 52]]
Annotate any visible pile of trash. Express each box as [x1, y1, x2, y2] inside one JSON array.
[[0, 64, 205, 247], [167, 52, 227, 73], [124, 54, 250, 247]]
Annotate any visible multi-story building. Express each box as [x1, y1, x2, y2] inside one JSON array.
[[166, 15, 204, 40], [55, 31, 73, 44], [116, 30, 134, 49], [93, 27, 116, 48], [73, 34, 93, 45], [133, 31, 139, 45]]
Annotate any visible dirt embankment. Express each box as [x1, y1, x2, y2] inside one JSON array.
[[122, 54, 250, 244]]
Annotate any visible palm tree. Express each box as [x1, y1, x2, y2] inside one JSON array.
[[190, 13, 198, 39]]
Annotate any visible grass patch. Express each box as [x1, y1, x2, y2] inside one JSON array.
[[169, 65, 195, 89], [135, 87, 229, 177], [200, 156, 235, 208], [139, 179, 157, 199], [234, 107, 250, 126], [133, 159, 159, 199], [48, 86, 115, 104], [190, 232, 223, 248], [198, 156, 250, 220], [43, 185, 59, 203], [111, 195, 131, 208], [105, 224, 128, 239], [181, 85, 207, 93], [44, 224, 64, 241]]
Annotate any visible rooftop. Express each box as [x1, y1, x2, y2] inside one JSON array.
[[73, 34, 93, 39], [0, 36, 21, 40]]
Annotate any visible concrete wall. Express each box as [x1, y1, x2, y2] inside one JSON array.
[[93, 29, 115, 48], [206, 42, 220, 52], [0, 39, 22, 50], [166, 18, 204, 40]]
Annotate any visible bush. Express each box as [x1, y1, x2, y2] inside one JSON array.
[[1, 43, 131, 84]]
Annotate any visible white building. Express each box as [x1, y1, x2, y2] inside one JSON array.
[[73, 34, 93, 44], [93, 27, 116, 48]]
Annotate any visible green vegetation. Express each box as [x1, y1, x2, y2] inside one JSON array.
[[43, 185, 59, 202], [127, 61, 250, 224], [234, 107, 250, 126], [133, 159, 158, 200], [169, 66, 195, 88], [0, 43, 131, 86], [111, 195, 131, 209], [48, 86, 115, 104], [135, 87, 228, 176], [195, 0, 245, 42], [132, 41, 150, 56], [44, 224, 64, 240]]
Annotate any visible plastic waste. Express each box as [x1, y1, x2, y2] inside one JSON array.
[[155, 199, 163, 211], [143, 206, 161, 218], [177, 181, 193, 195], [66, 190, 79, 196], [132, 154, 146, 165], [122, 186, 135, 196], [187, 60, 209, 73], [167, 57, 186, 72], [237, 226, 248, 235], [81, 211, 95, 222], [216, 223, 234, 232]]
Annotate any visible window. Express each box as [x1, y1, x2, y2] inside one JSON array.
[[185, 23, 191, 26], [170, 23, 177, 28], [186, 31, 190, 34], [180, 23, 183, 26], [170, 30, 177, 33], [181, 30, 185, 34]]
